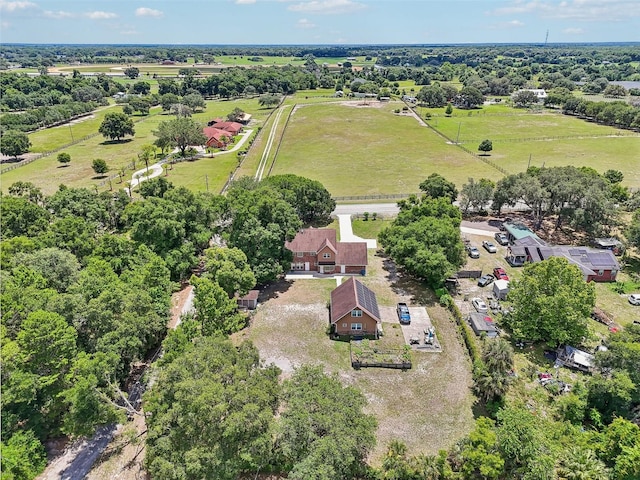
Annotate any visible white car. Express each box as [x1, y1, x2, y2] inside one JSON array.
[[482, 240, 497, 253], [471, 297, 488, 313], [629, 294, 640, 306]]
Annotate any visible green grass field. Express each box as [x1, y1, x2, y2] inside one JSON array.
[[269, 101, 500, 196]]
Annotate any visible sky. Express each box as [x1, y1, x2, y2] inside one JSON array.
[[1, 0, 639, 45]]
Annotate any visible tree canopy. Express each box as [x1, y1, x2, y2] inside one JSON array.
[[98, 112, 135, 141], [144, 337, 281, 480], [1, 130, 31, 158], [153, 117, 207, 156], [505, 256, 595, 345], [379, 194, 465, 287]]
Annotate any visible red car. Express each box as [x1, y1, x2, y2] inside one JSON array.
[[493, 267, 509, 281]]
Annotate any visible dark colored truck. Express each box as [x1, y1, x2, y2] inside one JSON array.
[[397, 303, 411, 324]]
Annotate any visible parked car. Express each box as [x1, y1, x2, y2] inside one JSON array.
[[493, 267, 509, 281], [397, 302, 411, 324], [494, 232, 509, 245], [477, 274, 495, 287], [467, 245, 480, 258], [629, 294, 640, 306], [471, 297, 488, 313], [482, 240, 497, 253]]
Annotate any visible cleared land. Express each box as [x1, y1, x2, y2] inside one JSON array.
[[270, 101, 499, 196], [233, 251, 476, 463]]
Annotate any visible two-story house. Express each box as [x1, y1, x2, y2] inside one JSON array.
[[285, 228, 368, 275]]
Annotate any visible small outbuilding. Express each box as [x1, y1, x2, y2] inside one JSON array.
[[493, 279, 510, 300], [330, 277, 381, 338], [555, 345, 594, 372], [237, 290, 259, 310], [469, 312, 498, 338]]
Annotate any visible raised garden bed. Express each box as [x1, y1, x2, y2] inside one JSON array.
[[350, 341, 412, 370]]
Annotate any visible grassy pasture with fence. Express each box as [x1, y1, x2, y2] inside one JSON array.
[[269, 101, 501, 197], [425, 108, 640, 185]]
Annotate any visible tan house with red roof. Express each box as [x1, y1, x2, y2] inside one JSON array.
[[285, 228, 367, 275], [330, 277, 381, 337]]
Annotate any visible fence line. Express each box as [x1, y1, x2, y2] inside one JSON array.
[[454, 131, 638, 144], [415, 107, 511, 177], [333, 192, 420, 201], [220, 97, 286, 194], [266, 103, 295, 178], [1, 108, 162, 175]]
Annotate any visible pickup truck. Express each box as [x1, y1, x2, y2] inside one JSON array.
[[397, 303, 411, 324]]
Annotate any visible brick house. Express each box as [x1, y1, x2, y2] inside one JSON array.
[[203, 127, 232, 148], [330, 277, 381, 338], [285, 228, 367, 275], [209, 121, 243, 136]]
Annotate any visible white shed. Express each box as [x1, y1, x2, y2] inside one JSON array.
[[493, 279, 509, 300]]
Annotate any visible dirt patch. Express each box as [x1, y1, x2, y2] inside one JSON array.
[[339, 100, 388, 109], [85, 415, 148, 480]]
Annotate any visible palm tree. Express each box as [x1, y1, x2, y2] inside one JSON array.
[[475, 370, 512, 402], [482, 338, 514, 374], [556, 447, 609, 480]]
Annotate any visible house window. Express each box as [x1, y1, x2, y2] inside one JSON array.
[[598, 269, 604, 276], [351, 323, 363, 331], [323, 253, 331, 259], [297, 252, 303, 257], [342, 323, 347, 328], [351, 310, 362, 317]]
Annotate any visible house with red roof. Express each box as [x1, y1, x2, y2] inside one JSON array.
[[285, 228, 367, 275], [209, 121, 243, 136], [330, 277, 381, 338], [203, 127, 233, 148]]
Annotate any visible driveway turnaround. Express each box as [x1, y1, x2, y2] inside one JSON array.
[[337, 214, 377, 248]]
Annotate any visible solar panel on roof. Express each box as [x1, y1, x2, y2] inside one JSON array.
[[356, 280, 380, 319], [587, 252, 615, 266]]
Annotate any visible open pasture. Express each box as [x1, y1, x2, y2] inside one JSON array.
[[269, 101, 500, 196], [428, 109, 640, 184]]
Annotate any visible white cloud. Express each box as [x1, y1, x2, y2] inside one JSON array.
[[85, 11, 117, 20], [490, 0, 640, 22], [236, 0, 256, 4], [288, 0, 366, 15], [43, 10, 75, 19], [1, 20, 10, 28], [135, 7, 163, 17], [0, 0, 36, 13], [506, 19, 525, 27], [563, 27, 584, 34], [296, 18, 316, 28]]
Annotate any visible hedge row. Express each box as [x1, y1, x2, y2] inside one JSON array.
[[441, 294, 480, 363]]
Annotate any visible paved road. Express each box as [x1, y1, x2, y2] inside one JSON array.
[[333, 203, 400, 216]]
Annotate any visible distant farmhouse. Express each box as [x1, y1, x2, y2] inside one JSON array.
[[513, 88, 547, 101]]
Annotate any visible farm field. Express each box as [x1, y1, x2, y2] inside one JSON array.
[[234, 251, 476, 463], [270, 101, 500, 196]]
